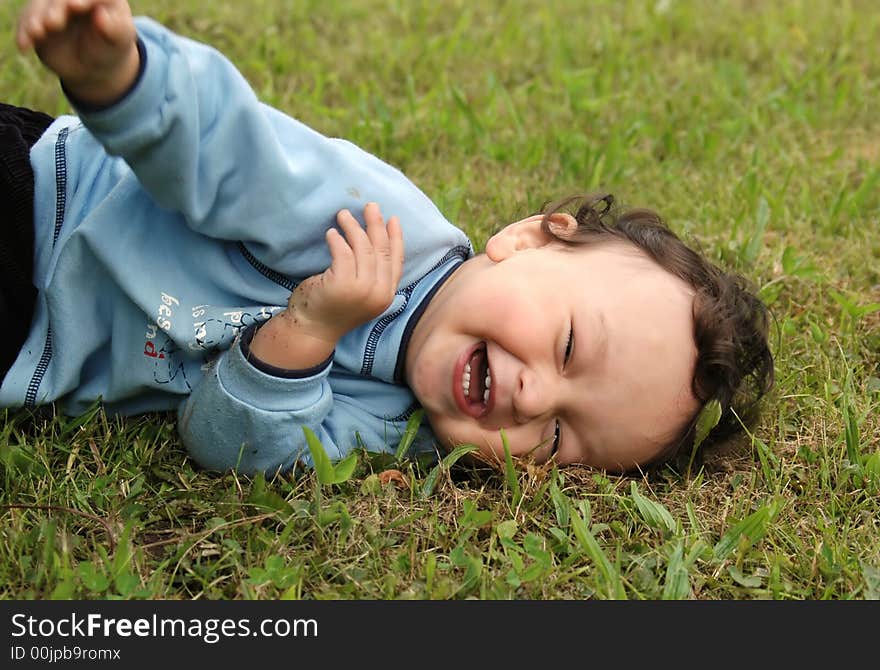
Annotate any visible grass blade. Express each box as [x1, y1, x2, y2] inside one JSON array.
[[303, 426, 334, 484], [421, 444, 479, 498], [303, 426, 357, 485], [662, 541, 691, 600], [570, 506, 625, 599], [395, 409, 425, 461], [713, 500, 780, 561], [501, 430, 522, 508], [630, 481, 676, 534], [687, 399, 722, 475]]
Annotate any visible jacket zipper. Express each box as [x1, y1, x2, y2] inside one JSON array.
[[361, 244, 470, 377], [236, 241, 299, 292], [25, 127, 68, 409]]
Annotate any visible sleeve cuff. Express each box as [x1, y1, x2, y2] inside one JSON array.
[[70, 18, 172, 140], [238, 321, 334, 379]]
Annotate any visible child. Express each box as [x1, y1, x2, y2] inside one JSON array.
[[5, 0, 773, 475]]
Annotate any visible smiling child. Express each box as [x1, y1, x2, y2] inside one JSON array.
[[3, 0, 773, 475]]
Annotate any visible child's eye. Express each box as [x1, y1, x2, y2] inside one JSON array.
[[563, 326, 574, 367], [551, 419, 562, 457]]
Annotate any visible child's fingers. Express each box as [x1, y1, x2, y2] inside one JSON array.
[[363, 201, 397, 266], [30, 0, 84, 33], [371, 212, 401, 292], [53, 0, 102, 19], [17, 0, 50, 50], [41, 0, 68, 31], [361, 203, 404, 299], [91, 0, 134, 46], [17, 0, 98, 50], [324, 206, 402, 321], [386, 215, 405, 291], [362, 201, 384, 232], [92, 4, 119, 43], [364, 204, 403, 290], [324, 227, 356, 280], [336, 208, 375, 279], [66, 0, 95, 13]]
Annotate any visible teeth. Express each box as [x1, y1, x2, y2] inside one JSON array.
[[462, 360, 492, 405]]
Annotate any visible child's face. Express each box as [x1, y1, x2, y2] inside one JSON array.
[[404, 214, 700, 472]]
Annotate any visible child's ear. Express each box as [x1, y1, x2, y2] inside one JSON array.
[[485, 213, 578, 262]]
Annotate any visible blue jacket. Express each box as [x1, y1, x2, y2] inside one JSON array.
[[1, 18, 473, 474]]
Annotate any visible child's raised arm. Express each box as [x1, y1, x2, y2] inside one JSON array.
[[16, 4, 459, 286], [16, 0, 140, 107]]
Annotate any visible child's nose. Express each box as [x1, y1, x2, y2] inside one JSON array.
[[512, 368, 553, 423]]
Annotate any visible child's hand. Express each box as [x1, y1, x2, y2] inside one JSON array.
[[248, 203, 404, 371], [16, 0, 139, 106], [291, 203, 405, 343]]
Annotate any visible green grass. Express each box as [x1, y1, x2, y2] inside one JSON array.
[[1, 0, 878, 600]]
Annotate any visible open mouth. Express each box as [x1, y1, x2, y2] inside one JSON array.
[[455, 342, 492, 417]]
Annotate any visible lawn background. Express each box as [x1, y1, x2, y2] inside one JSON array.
[[1, 0, 878, 599]]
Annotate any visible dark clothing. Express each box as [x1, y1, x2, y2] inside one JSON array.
[[0, 103, 54, 383]]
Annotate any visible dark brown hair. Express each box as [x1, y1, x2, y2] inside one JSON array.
[[537, 193, 775, 469]]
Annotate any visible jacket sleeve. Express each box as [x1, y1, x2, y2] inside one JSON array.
[[72, 17, 456, 280], [177, 329, 339, 475]]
